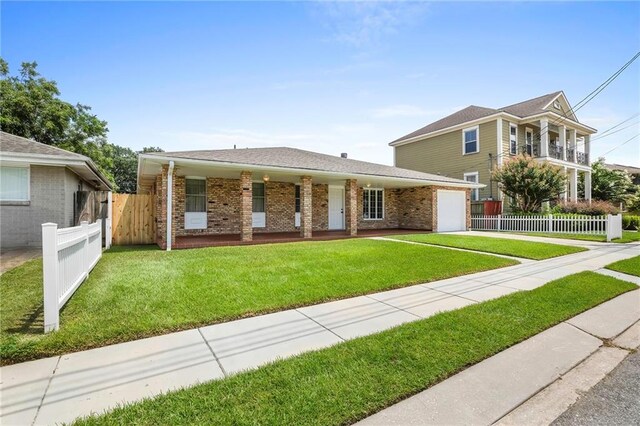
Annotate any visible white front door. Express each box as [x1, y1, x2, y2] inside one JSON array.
[[328, 186, 345, 230], [437, 190, 466, 232]]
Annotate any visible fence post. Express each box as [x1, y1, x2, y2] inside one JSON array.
[[42, 223, 60, 333], [497, 215, 502, 231], [548, 214, 553, 233], [606, 214, 612, 242], [106, 191, 112, 249]]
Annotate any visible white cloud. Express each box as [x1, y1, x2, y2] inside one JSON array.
[[310, 1, 430, 47]]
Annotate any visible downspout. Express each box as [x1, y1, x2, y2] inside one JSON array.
[[166, 160, 175, 251]]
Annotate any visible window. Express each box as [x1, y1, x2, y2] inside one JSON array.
[[0, 166, 29, 202], [525, 128, 533, 156], [509, 124, 518, 155], [464, 172, 479, 201], [185, 179, 206, 212], [252, 182, 265, 213], [363, 188, 384, 220], [463, 126, 479, 154], [295, 185, 300, 213]]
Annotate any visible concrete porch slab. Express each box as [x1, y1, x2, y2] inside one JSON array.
[[357, 323, 602, 426], [200, 309, 343, 375], [34, 329, 222, 424], [0, 356, 59, 426], [567, 290, 640, 339], [298, 296, 418, 340]]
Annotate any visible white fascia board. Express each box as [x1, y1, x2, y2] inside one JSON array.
[[389, 112, 522, 147], [521, 112, 597, 134], [138, 154, 485, 189]]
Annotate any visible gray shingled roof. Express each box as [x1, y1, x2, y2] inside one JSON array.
[[391, 91, 564, 144], [606, 163, 640, 175], [0, 131, 89, 160], [144, 147, 474, 185]]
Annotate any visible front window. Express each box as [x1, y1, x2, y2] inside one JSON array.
[[363, 188, 384, 220], [525, 129, 533, 155], [463, 127, 479, 154], [252, 182, 265, 213], [464, 172, 479, 201], [185, 179, 206, 212], [0, 166, 30, 202], [509, 124, 517, 155]]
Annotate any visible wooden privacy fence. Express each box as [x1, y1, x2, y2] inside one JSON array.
[[42, 220, 105, 332], [471, 214, 623, 242], [112, 193, 156, 245]]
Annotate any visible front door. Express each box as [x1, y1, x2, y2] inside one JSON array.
[[328, 186, 345, 230]]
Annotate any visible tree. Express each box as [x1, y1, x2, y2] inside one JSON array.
[[111, 146, 165, 193], [492, 155, 567, 213], [580, 158, 637, 206]]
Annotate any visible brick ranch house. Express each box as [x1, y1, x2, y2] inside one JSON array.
[[136, 148, 483, 250]]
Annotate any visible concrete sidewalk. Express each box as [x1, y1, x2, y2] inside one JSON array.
[[0, 241, 637, 425], [358, 289, 640, 426]]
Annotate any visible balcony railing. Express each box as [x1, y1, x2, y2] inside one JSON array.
[[566, 148, 575, 161], [519, 142, 588, 165], [549, 143, 564, 160], [577, 151, 589, 165]]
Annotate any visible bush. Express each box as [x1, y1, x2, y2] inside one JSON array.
[[552, 200, 619, 216], [622, 215, 640, 230]]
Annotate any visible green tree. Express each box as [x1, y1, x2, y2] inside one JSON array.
[[580, 158, 637, 206], [492, 155, 567, 213], [110, 146, 165, 193]]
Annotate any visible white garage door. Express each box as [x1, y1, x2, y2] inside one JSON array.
[[437, 190, 466, 232]]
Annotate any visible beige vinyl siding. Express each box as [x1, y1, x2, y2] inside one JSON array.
[[395, 120, 498, 200]]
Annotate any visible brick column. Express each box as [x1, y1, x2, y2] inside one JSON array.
[[240, 171, 253, 241], [300, 176, 313, 238], [345, 179, 358, 236]]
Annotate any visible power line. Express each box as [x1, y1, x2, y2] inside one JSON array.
[[591, 120, 640, 141], [599, 133, 640, 157], [592, 112, 640, 139]]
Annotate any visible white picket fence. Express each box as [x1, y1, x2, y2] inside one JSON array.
[[42, 220, 106, 332], [471, 214, 623, 242]]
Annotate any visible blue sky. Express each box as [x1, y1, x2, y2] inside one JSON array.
[[2, 1, 639, 166]]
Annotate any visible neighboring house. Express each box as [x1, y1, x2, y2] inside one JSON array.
[[137, 148, 482, 249], [605, 163, 640, 185], [0, 132, 113, 248], [389, 91, 597, 210]]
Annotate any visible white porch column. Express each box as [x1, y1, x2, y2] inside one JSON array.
[[561, 166, 568, 202], [569, 129, 577, 162], [585, 171, 592, 203], [569, 168, 578, 202], [540, 118, 549, 157], [559, 125, 567, 161]]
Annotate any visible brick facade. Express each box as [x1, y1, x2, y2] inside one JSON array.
[[152, 172, 471, 248]]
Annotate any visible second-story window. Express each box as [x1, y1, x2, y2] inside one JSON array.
[[509, 124, 517, 155], [463, 126, 479, 154]]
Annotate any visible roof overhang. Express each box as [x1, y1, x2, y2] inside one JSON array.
[[137, 154, 484, 193], [519, 112, 597, 134], [0, 152, 113, 190]]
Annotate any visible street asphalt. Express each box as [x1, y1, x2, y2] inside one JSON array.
[[552, 350, 640, 426]]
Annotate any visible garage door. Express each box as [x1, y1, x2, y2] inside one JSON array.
[[437, 190, 466, 232]]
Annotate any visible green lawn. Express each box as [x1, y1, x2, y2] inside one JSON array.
[[0, 238, 516, 364], [606, 256, 640, 277], [388, 234, 585, 260], [76, 272, 635, 426], [507, 231, 640, 244]]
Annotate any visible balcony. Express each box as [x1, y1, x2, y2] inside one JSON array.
[[548, 142, 563, 160], [519, 142, 588, 165], [577, 151, 589, 165]]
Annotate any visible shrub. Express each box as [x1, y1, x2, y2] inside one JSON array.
[[552, 200, 619, 216], [622, 215, 640, 230]]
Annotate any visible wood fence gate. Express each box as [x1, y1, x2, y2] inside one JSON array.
[[112, 194, 156, 245]]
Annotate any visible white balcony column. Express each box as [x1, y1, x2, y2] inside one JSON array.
[[569, 129, 577, 162], [540, 118, 549, 157], [585, 171, 592, 204], [569, 168, 578, 202], [584, 134, 591, 165], [559, 125, 567, 161]]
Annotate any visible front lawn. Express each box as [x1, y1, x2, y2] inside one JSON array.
[[76, 272, 635, 426], [0, 238, 516, 364], [388, 233, 585, 260], [507, 231, 640, 244], [606, 256, 640, 277]]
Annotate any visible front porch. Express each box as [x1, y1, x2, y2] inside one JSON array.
[[174, 228, 431, 249]]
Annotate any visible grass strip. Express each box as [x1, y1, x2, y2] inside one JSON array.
[[606, 255, 640, 277], [388, 233, 585, 260], [1, 239, 516, 364], [507, 231, 640, 244], [76, 271, 635, 426]]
